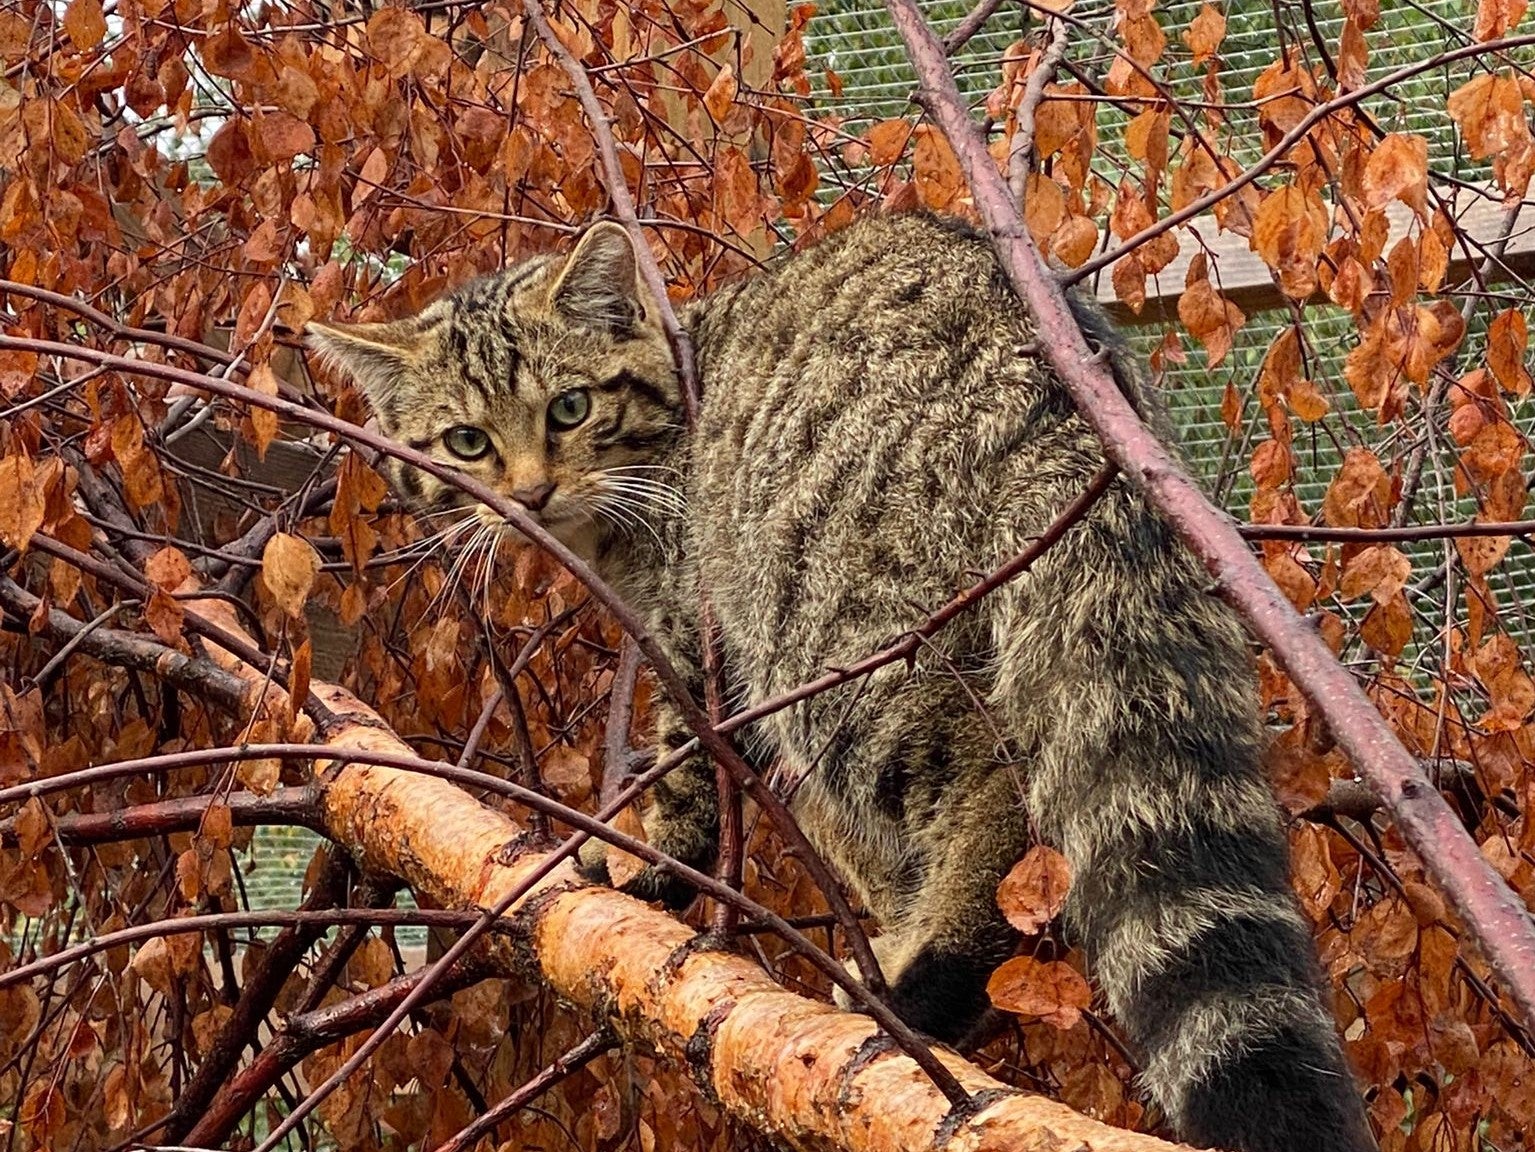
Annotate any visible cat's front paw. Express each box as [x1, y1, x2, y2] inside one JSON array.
[[575, 838, 613, 887], [619, 863, 697, 911]]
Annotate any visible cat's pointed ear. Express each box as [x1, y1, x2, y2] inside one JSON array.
[[549, 221, 650, 334], [304, 319, 421, 409]]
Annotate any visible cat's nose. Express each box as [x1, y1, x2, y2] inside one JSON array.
[[511, 480, 556, 511]]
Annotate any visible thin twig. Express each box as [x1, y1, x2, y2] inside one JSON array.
[[431, 1029, 615, 1152], [1009, 17, 1070, 204]]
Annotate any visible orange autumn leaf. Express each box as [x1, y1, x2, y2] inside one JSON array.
[[144, 547, 192, 592], [911, 125, 964, 211], [1488, 308, 1534, 394], [1250, 183, 1329, 298], [1339, 544, 1412, 605], [62, 0, 107, 50], [261, 533, 321, 617], [703, 64, 738, 124], [1177, 276, 1246, 368], [1051, 214, 1100, 268], [1183, 2, 1226, 64], [1475, 0, 1530, 41], [1448, 72, 1529, 160], [987, 956, 1092, 1029], [867, 119, 913, 166], [0, 453, 45, 552], [996, 845, 1072, 935], [1322, 448, 1391, 528], [1361, 133, 1428, 217], [1360, 591, 1414, 661]]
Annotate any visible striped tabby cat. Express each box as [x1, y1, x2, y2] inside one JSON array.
[[307, 214, 1376, 1152]]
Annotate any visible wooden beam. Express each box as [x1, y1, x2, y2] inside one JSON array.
[[1094, 185, 1535, 324]]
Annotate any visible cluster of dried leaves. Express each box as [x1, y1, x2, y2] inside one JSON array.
[[2, 0, 1535, 1148]]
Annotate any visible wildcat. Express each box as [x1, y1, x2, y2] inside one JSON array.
[[307, 213, 1377, 1152]]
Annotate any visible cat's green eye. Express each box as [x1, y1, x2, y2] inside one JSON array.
[[443, 425, 492, 460], [547, 388, 591, 430]]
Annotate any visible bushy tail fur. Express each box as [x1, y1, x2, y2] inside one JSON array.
[[990, 474, 1376, 1152]]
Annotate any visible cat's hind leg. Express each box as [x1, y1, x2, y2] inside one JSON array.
[[839, 765, 1031, 1047]]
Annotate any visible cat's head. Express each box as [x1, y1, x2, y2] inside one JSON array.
[[306, 223, 685, 549]]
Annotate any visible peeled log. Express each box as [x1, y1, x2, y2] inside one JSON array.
[[313, 694, 1187, 1152], [178, 587, 1189, 1152]]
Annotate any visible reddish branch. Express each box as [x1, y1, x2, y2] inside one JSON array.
[[1240, 520, 1535, 543], [883, 0, 1535, 1031], [158, 850, 353, 1144], [184, 957, 491, 1150], [0, 786, 322, 846], [431, 1028, 615, 1152]]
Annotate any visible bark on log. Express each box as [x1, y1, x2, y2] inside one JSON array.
[[162, 585, 1190, 1150], [318, 739, 1190, 1152]]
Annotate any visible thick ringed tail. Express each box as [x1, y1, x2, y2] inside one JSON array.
[[991, 481, 1377, 1152]]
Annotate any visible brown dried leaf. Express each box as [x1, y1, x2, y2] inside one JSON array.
[[367, 8, 426, 77], [1286, 378, 1331, 422], [63, 0, 107, 50], [1052, 215, 1100, 268], [130, 935, 175, 997], [1251, 183, 1328, 298], [912, 125, 963, 211], [1475, 0, 1530, 41], [14, 797, 48, 858], [1448, 72, 1529, 160], [1176, 277, 1246, 368], [1339, 544, 1411, 605], [996, 845, 1071, 934], [261, 533, 320, 617], [703, 64, 737, 123], [1322, 448, 1391, 528], [257, 111, 315, 162], [1024, 174, 1065, 250], [1488, 308, 1534, 394], [248, 362, 280, 459], [1183, 2, 1226, 64], [987, 955, 1091, 1029], [144, 589, 185, 647], [145, 546, 192, 592], [0, 453, 45, 551], [1361, 134, 1427, 217], [203, 25, 256, 83], [1360, 591, 1413, 661], [238, 757, 281, 795], [1264, 549, 1317, 613], [868, 119, 912, 166]]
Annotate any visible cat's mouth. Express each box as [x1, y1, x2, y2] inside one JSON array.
[[476, 496, 590, 548]]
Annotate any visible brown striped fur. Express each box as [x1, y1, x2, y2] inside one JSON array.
[[308, 215, 1377, 1152]]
